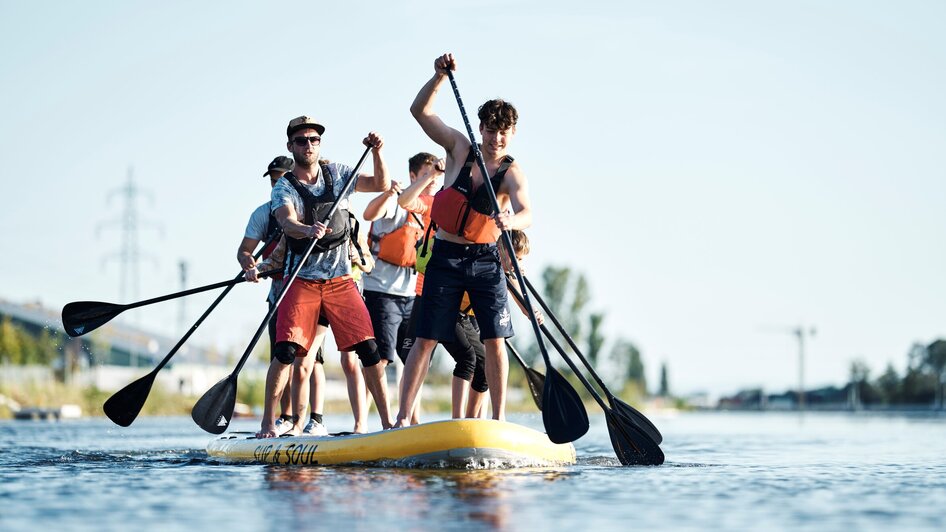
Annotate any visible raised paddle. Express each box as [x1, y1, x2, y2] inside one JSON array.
[[62, 269, 278, 338], [192, 145, 372, 435], [522, 276, 664, 445], [102, 230, 283, 427], [505, 339, 545, 411], [507, 282, 664, 465], [446, 69, 588, 444]]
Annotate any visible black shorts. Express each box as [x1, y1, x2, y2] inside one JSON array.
[[364, 290, 413, 363], [401, 295, 487, 392], [416, 240, 514, 342]]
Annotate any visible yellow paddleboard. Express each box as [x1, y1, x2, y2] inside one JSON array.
[[207, 419, 576, 467]]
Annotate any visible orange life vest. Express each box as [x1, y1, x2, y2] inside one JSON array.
[[371, 208, 425, 267], [430, 148, 513, 244]]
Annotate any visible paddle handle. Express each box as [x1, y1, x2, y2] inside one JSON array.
[[444, 70, 554, 369]]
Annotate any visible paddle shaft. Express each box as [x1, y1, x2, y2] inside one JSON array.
[[112, 269, 279, 313], [504, 339, 531, 370], [150, 230, 283, 375], [506, 282, 613, 413], [230, 146, 373, 377], [522, 276, 619, 401], [444, 70, 554, 369]]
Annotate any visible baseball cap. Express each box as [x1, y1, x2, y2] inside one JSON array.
[[287, 116, 326, 137], [263, 156, 294, 177]]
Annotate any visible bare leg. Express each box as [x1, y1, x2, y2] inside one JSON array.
[[279, 365, 293, 418], [340, 350, 367, 433], [483, 339, 508, 421], [287, 354, 315, 436], [363, 359, 392, 429], [394, 338, 437, 428], [310, 361, 325, 422], [258, 359, 292, 438], [451, 376, 470, 419], [466, 389, 487, 419]]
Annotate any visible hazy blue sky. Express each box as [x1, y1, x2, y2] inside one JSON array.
[[2, 1, 943, 397]]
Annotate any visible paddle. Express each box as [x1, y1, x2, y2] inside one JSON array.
[[102, 231, 283, 427], [505, 339, 545, 411], [446, 69, 588, 444], [522, 276, 664, 445], [62, 269, 278, 338], [507, 282, 664, 465], [192, 145, 372, 435]]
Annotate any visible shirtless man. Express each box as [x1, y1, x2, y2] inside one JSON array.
[[394, 53, 533, 427]]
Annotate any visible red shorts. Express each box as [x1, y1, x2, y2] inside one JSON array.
[[275, 275, 374, 353]]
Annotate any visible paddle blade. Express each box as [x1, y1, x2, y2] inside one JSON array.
[[61, 301, 126, 337], [611, 397, 663, 445], [103, 371, 158, 427], [191, 375, 237, 434], [542, 367, 589, 444], [606, 411, 665, 466], [524, 367, 546, 411]]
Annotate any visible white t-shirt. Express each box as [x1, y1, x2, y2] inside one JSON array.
[[362, 204, 418, 297]]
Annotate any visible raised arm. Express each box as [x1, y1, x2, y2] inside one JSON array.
[[397, 161, 443, 212], [411, 53, 468, 155], [354, 132, 391, 193], [363, 181, 401, 222]]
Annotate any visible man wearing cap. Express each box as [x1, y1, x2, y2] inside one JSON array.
[[249, 116, 393, 438], [236, 156, 296, 433]]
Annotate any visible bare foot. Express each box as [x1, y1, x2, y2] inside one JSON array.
[[391, 418, 409, 429], [256, 426, 277, 438], [353, 423, 366, 434], [281, 423, 303, 437]]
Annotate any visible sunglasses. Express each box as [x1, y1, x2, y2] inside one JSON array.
[[292, 135, 321, 147]]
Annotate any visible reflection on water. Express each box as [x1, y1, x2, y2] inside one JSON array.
[[262, 465, 573, 530]]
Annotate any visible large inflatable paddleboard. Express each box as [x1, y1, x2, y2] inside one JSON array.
[[207, 419, 576, 467]]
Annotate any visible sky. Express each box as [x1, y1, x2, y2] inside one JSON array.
[[1, 0, 944, 398]]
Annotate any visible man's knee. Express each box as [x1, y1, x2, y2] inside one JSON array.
[[273, 342, 306, 365], [352, 339, 382, 367]]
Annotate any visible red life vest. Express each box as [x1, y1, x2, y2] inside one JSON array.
[[430, 148, 513, 244]]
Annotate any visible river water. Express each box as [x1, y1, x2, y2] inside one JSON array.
[[1, 411, 944, 531]]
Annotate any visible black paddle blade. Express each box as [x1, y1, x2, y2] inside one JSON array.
[[191, 375, 237, 434], [103, 371, 157, 427], [606, 411, 665, 466], [542, 367, 589, 444], [524, 367, 546, 411], [61, 301, 125, 337], [611, 397, 663, 445]]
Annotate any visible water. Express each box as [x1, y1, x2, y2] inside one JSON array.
[[2, 411, 945, 531]]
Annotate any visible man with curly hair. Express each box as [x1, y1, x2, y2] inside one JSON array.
[[393, 53, 533, 427]]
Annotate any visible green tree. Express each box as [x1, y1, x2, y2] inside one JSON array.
[[875, 363, 901, 404], [586, 312, 605, 366], [0, 316, 24, 364], [659, 362, 669, 397]]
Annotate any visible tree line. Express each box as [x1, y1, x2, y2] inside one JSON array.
[[849, 339, 946, 406], [0, 316, 63, 366]]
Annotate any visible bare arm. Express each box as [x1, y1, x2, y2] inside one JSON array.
[[275, 203, 330, 240], [398, 163, 442, 212], [354, 132, 391, 193], [363, 182, 401, 222], [247, 236, 286, 282], [494, 164, 532, 231], [237, 237, 260, 271], [410, 53, 469, 157]]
